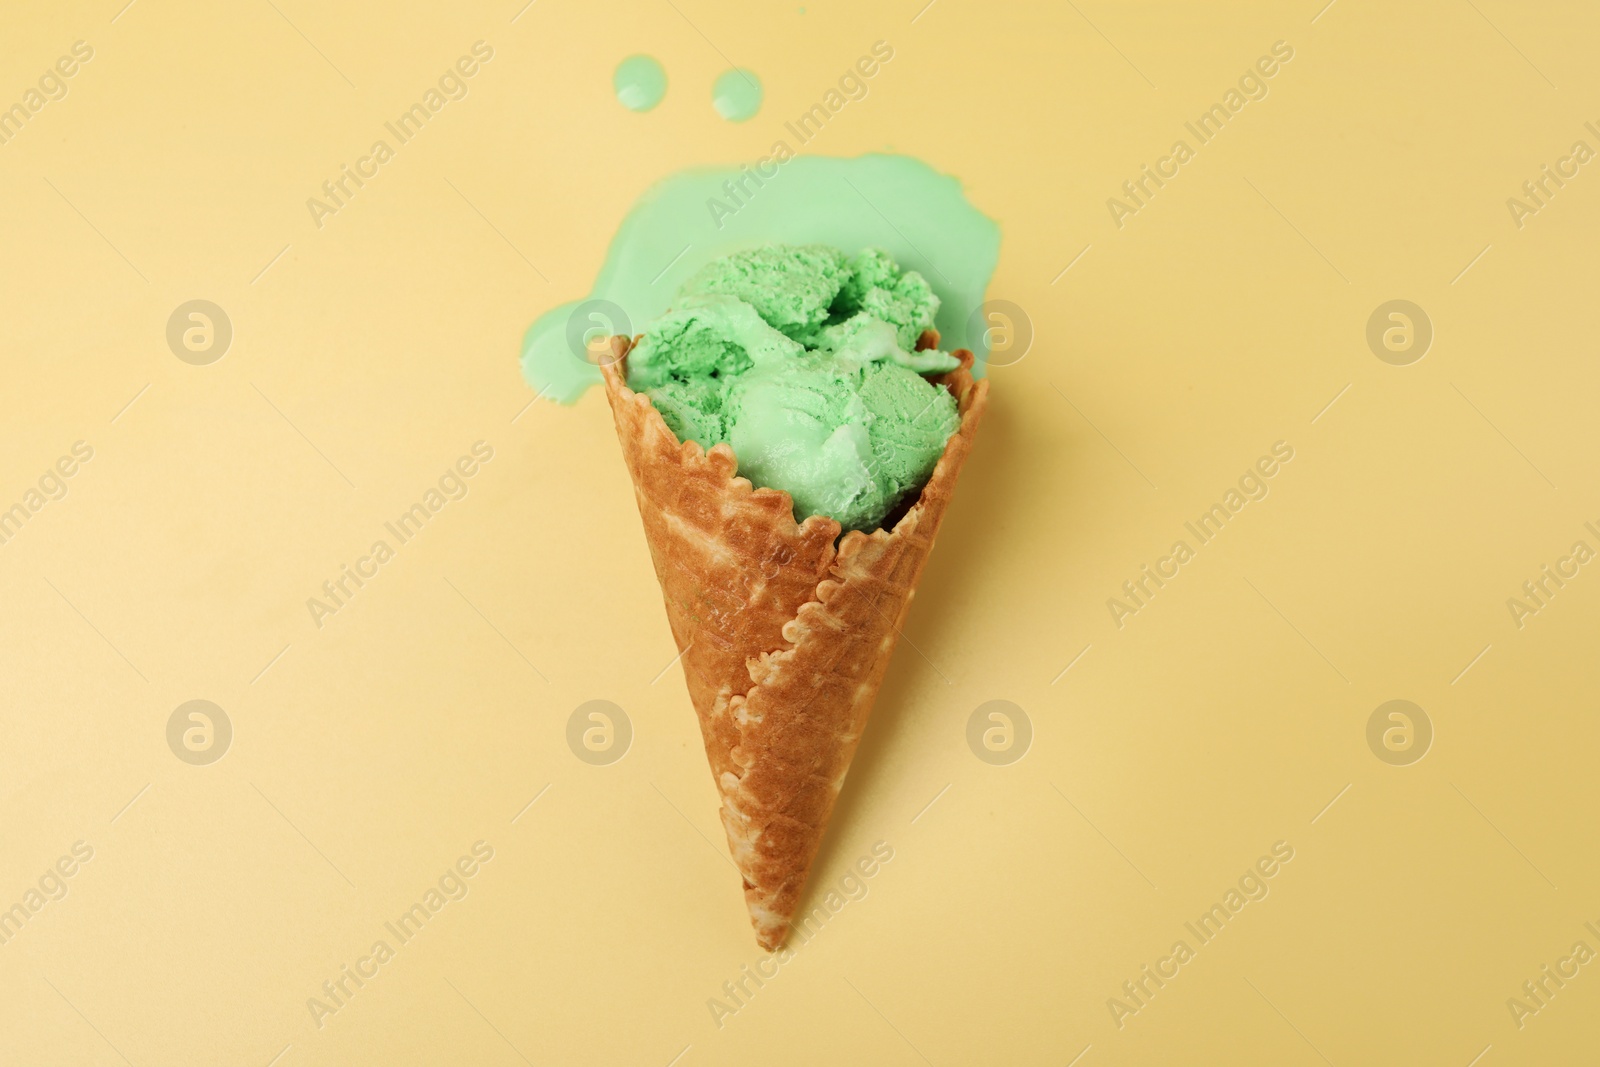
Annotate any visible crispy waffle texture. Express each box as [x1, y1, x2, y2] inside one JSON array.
[[600, 332, 987, 950]]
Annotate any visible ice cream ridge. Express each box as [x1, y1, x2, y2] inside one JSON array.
[[625, 244, 961, 531]]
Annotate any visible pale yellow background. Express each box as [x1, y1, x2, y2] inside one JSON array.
[[3, 0, 1598, 1063]]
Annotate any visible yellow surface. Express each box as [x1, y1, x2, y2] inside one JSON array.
[[3, 1, 1598, 1064]]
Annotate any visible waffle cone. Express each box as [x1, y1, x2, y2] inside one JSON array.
[[599, 332, 987, 950]]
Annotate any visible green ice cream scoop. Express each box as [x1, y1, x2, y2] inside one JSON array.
[[857, 360, 961, 498], [645, 378, 727, 448], [724, 356, 879, 530], [832, 247, 941, 350], [627, 294, 801, 390], [678, 244, 851, 341], [628, 243, 963, 532], [724, 356, 958, 531]]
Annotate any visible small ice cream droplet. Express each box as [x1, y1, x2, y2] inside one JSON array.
[[713, 68, 762, 121], [614, 55, 666, 111]]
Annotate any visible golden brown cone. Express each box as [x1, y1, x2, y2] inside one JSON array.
[[599, 332, 987, 950]]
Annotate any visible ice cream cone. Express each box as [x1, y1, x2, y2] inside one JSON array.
[[600, 331, 987, 950]]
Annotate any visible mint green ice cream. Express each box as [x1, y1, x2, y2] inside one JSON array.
[[627, 244, 961, 532]]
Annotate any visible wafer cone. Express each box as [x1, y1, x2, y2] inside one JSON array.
[[600, 332, 987, 950]]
